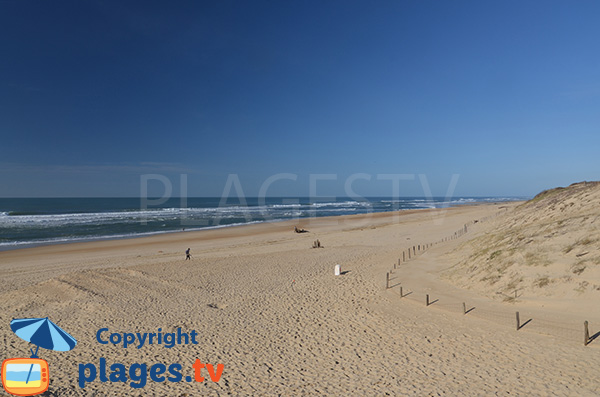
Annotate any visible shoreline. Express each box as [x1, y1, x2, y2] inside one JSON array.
[[0, 203, 502, 292], [0, 201, 515, 254], [0, 202, 513, 298]]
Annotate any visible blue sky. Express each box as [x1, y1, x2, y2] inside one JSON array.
[[1, 0, 599, 197]]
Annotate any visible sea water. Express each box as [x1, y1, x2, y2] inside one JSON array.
[[0, 197, 523, 250]]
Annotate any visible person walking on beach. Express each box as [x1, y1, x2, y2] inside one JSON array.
[[185, 248, 191, 260]]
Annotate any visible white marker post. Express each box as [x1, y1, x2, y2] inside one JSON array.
[[334, 264, 341, 276]]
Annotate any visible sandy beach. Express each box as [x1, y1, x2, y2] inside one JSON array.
[[5, 1, 600, 395], [1, 202, 599, 396]]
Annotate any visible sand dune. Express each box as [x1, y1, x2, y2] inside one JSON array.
[[444, 181, 600, 303]]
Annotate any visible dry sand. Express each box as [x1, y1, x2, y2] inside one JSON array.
[[1, 203, 599, 396], [445, 182, 600, 308]]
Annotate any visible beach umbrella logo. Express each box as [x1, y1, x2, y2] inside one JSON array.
[[1, 317, 77, 396]]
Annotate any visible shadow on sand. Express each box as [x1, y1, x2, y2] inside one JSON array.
[[588, 331, 600, 344], [518, 318, 532, 330]]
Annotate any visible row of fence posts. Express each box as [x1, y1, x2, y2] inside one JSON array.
[[384, 217, 594, 346], [405, 292, 591, 346], [387, 223, 470, 289]]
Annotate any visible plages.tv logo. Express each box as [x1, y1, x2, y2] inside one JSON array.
[[1, 317, 77, 396]]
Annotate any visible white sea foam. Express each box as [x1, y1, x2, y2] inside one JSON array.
[[313, 208, 359, 213], [1, 198, 523, 228], [0, 220, 266, 250], [0, 204, 347, 229], [0, 197, 525, 250], [310, 201, 363, 208], [0, 206, 286, 227], [269, 204, 303, 209]]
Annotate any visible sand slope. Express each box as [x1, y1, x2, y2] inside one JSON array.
[[444, 181, 600, 302]]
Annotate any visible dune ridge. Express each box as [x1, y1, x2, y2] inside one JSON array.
[[444, 181, 600, 300]]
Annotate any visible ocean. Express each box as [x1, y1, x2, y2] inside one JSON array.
[[0, 197, 523, 250]]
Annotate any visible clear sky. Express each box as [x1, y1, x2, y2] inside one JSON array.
[[1, 0, 599, 198]]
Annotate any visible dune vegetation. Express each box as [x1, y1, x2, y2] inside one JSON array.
[[444, 182, 600, 300]]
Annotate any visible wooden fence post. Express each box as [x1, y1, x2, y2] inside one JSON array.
[[426, 294, 430, 306], [516, 312, 520, 330], [403, 252, 406, 262], [584, 321, 590, 346], [386, 272, 390, 289], [400, 286, 403, 298], [463, 302, 466, 315]]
